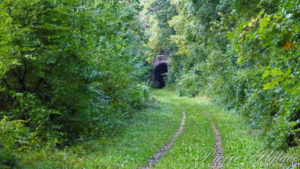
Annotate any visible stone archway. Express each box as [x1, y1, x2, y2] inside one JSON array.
[[151, 55, 168, 88]]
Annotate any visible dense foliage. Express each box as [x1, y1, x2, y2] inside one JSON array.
[[0, 0, 148, 167], [140, 0, 177, 63], [148, 0, 299, 149], [0, 0, 299, 167]]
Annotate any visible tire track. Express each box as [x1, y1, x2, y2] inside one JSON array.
[[140, 111, 186, 169], [206, 112, 224, 169]]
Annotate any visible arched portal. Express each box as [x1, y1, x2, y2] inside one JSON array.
[[151, 55, 168, 89], [153, 62, 168, 88]]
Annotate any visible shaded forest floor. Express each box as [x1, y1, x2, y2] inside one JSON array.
[[18, 90, 299, 169]]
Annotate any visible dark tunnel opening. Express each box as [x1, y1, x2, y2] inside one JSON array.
[[153, 63, 168, 88]]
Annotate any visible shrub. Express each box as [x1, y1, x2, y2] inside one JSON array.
[[0, 0, 148, 144], [166, 0, 299, 149], [0, 116, 32, 168]]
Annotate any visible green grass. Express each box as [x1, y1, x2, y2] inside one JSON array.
[[207, 103, 300, 169], [18, 89, 182, 169], [154, 90, 299, 169], [154, 90, 215, 169], [16, 89, 299, 168]]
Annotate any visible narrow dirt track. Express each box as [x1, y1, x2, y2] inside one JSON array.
[[206, 112, 224, 169], [211, 121, 223, 169], [140, 112, 186, 169]]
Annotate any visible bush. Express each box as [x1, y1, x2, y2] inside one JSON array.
[[0, 0, 148, 144], [166, 0, 299, 149], [0, 116, 32, 168], [176, 70, 200, 97]]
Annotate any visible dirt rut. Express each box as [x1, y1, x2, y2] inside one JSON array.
[[205, 112, 224, 169], [140, 111, 186, 169]]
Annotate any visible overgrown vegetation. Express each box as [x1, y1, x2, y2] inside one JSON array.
[[17, 93, 182, 168], [1, 0, 299, 168], [0, 0, 148, 167], [155, 90, 298, 169], [145, 0, 299, 150]]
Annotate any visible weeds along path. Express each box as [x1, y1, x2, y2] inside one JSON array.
[[151, 90, 216, 168], [22, 90, 292, 168], [140, 112, 186, 169], [152, 90, 284, 169], [148, 90, 224, 169], [143, 91, 223, 169]]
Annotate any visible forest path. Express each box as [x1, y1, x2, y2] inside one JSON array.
[[148, 90, 221, 168], [149, 90, 278, 169], [23, 89, 283, 168], [142, 90, 225, 169], [140, 112, 186, 169]]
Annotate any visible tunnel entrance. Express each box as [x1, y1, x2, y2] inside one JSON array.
[[154, 63, 168, 88], [151, 55, 168, 89]]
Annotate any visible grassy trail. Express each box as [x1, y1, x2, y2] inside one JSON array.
[[21, 89, 298, 168], [152, 90, 262, 169], [152, 90, 298, 169]]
